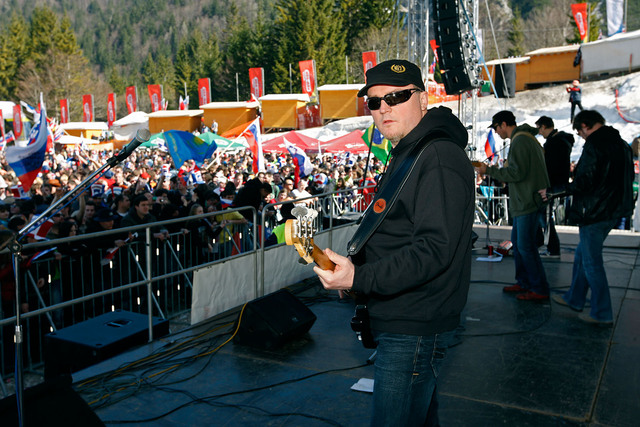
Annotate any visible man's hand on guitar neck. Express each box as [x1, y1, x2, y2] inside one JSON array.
[[314, 248, 355, 298]]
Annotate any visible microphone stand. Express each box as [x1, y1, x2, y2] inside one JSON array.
[[7, 129, 150, 426]]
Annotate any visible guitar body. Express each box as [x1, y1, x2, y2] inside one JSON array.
[[284, 207, 376, 349]]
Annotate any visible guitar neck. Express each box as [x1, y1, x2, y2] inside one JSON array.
[[312, 243, 335, 271]]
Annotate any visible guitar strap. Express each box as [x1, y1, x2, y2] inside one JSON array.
[[348, 137, 446, 256]]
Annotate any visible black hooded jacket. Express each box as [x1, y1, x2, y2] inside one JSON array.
[[544, 129, 574, 189], [351, 106, 475, 336], [567, 125, 634, 225]]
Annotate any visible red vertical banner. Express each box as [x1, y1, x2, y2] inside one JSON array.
[[197, 78, 211, 106], [147, 84, 163, 112], [12, 105, 22, 138], [362, 51, 378, 76], [59, 99, 69, 123], [298, 60, 317, 98], [82, 94, 94, 122], [107, 93, 117, 127], [125, 86, 138, 114], [0, 111, 5, 139], [248, 67, 265, 99], [571, 3, 589, 43]]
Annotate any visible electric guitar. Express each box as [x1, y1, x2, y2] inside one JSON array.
[[284, 206, 377, 349]]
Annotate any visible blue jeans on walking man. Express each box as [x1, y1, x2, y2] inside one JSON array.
[[560, 219, 617, 322], [512, 211, 550, 295]]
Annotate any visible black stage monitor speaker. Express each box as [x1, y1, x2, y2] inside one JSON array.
[[44, 310, 170, 379], [442, 67, 473, 95], [234, 289, 317, 349], [495, 63, 516, 98], [0, 377, 104, 426]]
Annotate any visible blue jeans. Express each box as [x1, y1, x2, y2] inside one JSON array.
[[371, 330, 454, 427], [512, 211, 549, 295], [562, 219, 617, 321]]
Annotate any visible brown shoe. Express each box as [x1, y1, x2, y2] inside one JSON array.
[[516, 291, 550, 301], [503, 284, 527, 293]]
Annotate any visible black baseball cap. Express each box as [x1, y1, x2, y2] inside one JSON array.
[[489, 110, 516, 128], [358, 59, 426, 97]]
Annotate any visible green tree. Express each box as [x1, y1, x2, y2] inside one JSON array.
[[54, 14, 81, 55], [339, 0, 395, 55], [271, 0, 347, 94], [507, 8, 526, 57], [174, 30, 207, 108], [29, 6, 57, 65]]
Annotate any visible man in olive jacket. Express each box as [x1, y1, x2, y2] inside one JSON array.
[[474, 110, 551, 301]]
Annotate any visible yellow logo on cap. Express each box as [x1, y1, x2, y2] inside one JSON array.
[[390, 64, 406, 73]]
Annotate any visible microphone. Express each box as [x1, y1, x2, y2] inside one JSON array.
[[111, 129, 151, 164]]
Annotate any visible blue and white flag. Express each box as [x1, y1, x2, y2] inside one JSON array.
[[285, 137, 313, 179], [606, 0, 625, 36], [6, 94, 48, 191]]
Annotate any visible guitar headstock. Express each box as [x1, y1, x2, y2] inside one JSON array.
[[284, 206, 318, 265]]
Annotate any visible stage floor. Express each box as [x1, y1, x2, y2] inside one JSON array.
[[72, 240, 640, 426]]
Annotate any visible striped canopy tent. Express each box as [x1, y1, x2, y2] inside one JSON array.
[[319, 130, 368, 154], [199, 131, 248, 152], [261, 131, 320, 153]]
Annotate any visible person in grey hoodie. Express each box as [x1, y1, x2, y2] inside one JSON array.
[[474, 110, 551, 301]]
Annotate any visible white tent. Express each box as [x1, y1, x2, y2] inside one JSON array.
[[111, 111, 149, 142], [581, 29, 640, 77]]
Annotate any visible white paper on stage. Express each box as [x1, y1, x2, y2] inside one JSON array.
[[476, 255, 503, 262], [351, 378, 374, 393]]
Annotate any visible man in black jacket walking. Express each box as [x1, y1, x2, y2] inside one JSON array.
[[550, 110, 634, 325], [535, 116, 574, 257], [314, 60, 475, 426]]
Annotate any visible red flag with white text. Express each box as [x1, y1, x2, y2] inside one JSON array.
[[248, 68, 265, 99], [107, 93, 117, 127], [571, 3, 589, 43], [362, 51, 378, 75], [13, 105, 23, 138], [59, 99, 69, 123], [147, 85, 163, 112], [82, 94, 94, 122], [198, 78, 211, 106], [125, 86, 137, 114], [299, 60, 317, 98], [0, 111, 4, 139]]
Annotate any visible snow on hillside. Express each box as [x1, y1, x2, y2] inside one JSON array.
[[279, 70, 640, 162]]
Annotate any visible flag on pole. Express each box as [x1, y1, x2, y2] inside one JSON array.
[[362, 123, 392, 163], [164, 130, 217, 168], [240, 118, 265, 173], [27, 219, 55, 241], [484, 129, 497, 162], [6, 93, 49, 191], [606, 0, 625, 36], [571, 3, 589, 43], [285, 138, 313, 184]]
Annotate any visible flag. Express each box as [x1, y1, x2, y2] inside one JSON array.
[[107, 93, 117, 127], [0, 131, 14, 146], [6, 94, 49, 191], [0, 110, 4, 139], [285, 138, 313, 183], [27, 219, 55, 241], [362, 123, 392, 163], [198, 78, 211, 106], [20, 101, 36, 116], [362, 51, 378, 75], [101, 233, 137, 266], [179, 95, 189, 110], [299, 59, 317, 98], [13, 105, 23, 138], [240, 118, 265, 174], [484, 129, 497, 162], [571, 3, 589, 43], [606, 0, 625, 36], [59, 99, 69, 123], [248, 68, 265, 99], [26, 247, 58, 267], [125, 86, 137, 114], [164, 130, 217, 168], [147, 84, 163, 112]]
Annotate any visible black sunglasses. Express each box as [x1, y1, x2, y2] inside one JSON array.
[[366, 88, 421, 111]]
